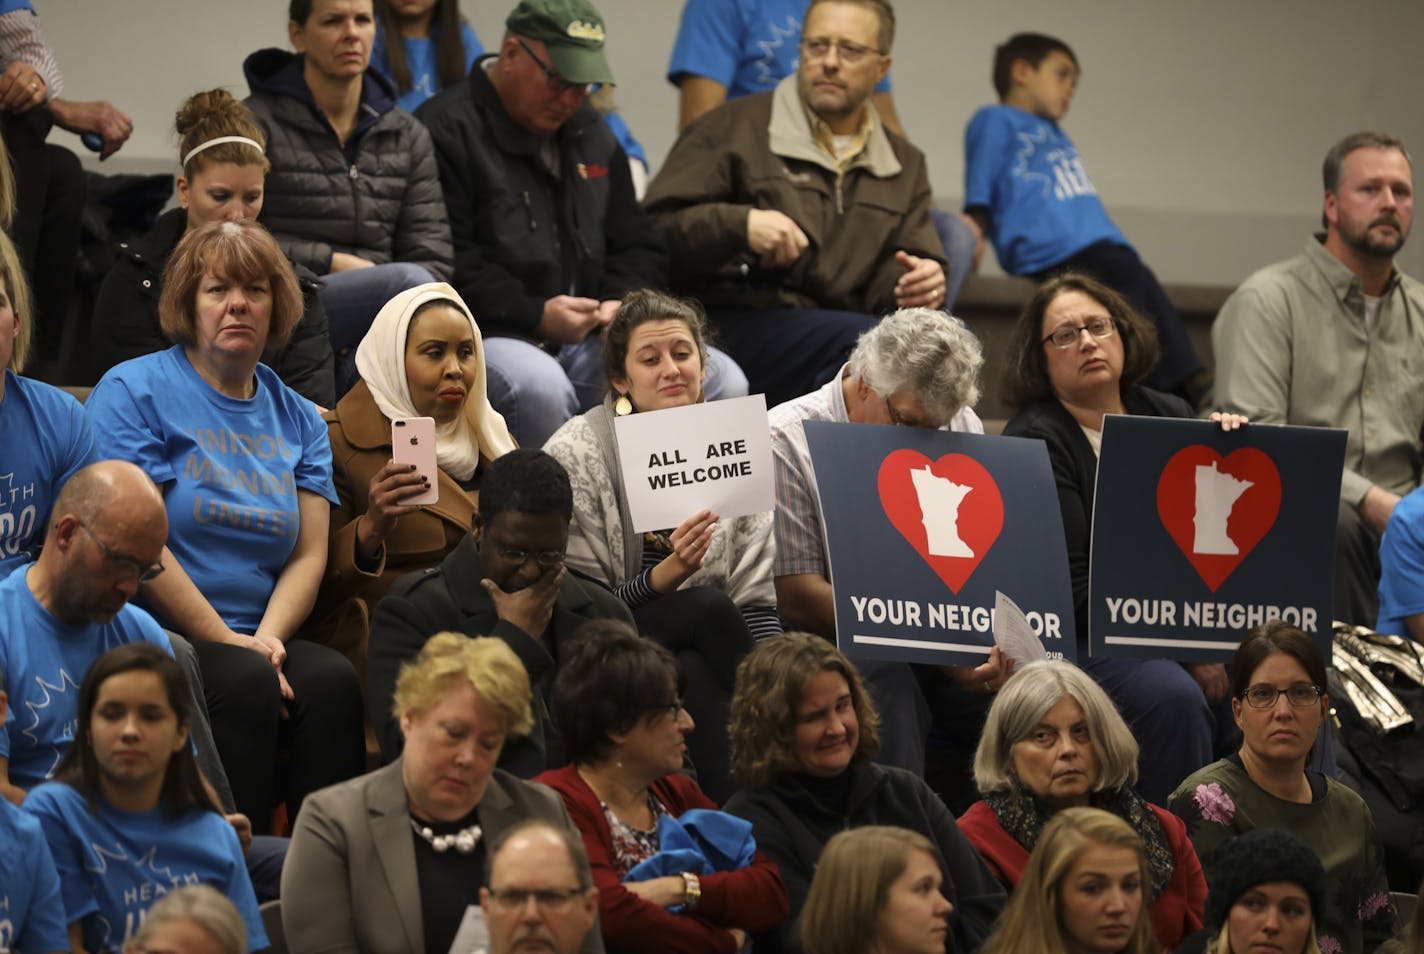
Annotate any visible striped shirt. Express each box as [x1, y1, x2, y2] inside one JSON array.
[[769, 368, 983, 579]]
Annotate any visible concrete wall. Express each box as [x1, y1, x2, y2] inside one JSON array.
[[43, 0, 1424, 284]]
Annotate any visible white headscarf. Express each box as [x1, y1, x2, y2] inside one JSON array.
[[354, 283, 516, 481]]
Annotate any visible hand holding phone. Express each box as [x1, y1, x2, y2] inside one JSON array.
[[391, 417, 439, 506]]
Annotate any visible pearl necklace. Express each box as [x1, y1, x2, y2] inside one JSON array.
[[410, 819, 483, 854]]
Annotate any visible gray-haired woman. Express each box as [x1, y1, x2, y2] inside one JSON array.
[[958, 660, 1205, 950]]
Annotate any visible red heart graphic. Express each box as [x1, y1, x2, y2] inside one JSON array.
[[877, 450, 1004, 594], [1155, 445, 1282, 592]]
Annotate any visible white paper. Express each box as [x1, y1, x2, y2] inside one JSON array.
[[613, 394, 776, 533], [992, 590, 1048, 667], [448, 905, 490, 954]]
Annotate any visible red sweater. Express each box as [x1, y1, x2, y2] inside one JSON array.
[[957, 800, 1206, 951], [535, 764, 789, 954]]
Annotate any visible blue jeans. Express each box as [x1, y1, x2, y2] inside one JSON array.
[[708, 307, 880, 410], [931, 207, 975, 313], [1081, 655, 1236, 804], [485, 335, 750, 448], [318, 262, 437, 396]]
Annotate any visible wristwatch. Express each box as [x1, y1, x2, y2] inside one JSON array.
[[681, 871, 702, 910]]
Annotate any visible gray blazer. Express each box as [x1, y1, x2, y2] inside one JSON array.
[[281, 760, 605, 954]]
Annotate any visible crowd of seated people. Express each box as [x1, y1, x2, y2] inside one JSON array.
[[5, 0, 1424, 952]]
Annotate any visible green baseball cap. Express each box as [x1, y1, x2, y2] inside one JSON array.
[[506, 0, 615, 87]]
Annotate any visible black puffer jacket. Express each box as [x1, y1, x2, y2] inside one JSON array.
[[91, 207, 336, 407], [414, 57, 664, 341], [243, 48, 452, 281]]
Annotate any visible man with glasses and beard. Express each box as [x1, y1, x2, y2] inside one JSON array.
[[1212, 131, 1419, 628]]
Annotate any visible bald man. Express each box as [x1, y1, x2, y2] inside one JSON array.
[[482, 821, 600, 954], [0, 461, 230, 806]]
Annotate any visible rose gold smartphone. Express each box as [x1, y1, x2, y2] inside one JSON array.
[[392, 416, 439, 505]]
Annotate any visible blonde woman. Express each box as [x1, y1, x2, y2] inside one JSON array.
[[980, 807, 1159, 954], [283, 632, 598, 954], [1178, 828, 1324, 954]]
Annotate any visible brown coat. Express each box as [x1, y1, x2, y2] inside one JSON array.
[[308, 381, 484, 673], [643, 75, 943, 315]]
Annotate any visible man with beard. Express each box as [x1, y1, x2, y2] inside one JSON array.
[[643, 0, 947, 408], [1212, 131, 1419, 626]]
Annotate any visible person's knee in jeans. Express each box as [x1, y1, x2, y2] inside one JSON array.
[[485, 337, 579, 446]]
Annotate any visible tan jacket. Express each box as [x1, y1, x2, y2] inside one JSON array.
[[310, 381, 483, 669], [282, 760, 605, 954], [643, 75, 943, 315]]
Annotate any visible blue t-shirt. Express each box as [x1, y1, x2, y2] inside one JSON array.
[[667, 0, 890, 98], [371, 19, 483, 113], [84, 347, 337, 635], [0, 371, 97, 575], [0, 565, 173, 789], [0, 796, 67, 954], [22, 783, 267, 954], [1377, 485, 1424, 636], [962, 104, 1128, 276]]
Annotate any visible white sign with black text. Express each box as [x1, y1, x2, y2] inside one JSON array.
[[614, 395, 775, 533]]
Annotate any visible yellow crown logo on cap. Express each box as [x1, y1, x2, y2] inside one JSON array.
[[567, 19, 605, 41]]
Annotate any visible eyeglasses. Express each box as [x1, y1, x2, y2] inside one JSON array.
[[648, 697, 686, 720], [487, 887, 587, 913], [494, 543, 566, 568], [884, 398, 937, 429], [1240, 683, 1323, 709], [77, 522, 165, 582], [516, 39, 596, 96], [800, 36, 883, 65], [1043, 316, 1116, 350]]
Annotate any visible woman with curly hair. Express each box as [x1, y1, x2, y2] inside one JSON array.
[[724, 632, 1004, 953]]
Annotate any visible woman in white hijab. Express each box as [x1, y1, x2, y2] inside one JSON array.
[[308, 283, 516, 677]]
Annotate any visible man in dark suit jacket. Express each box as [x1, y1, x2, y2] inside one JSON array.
[[368, 449, 633, 772]]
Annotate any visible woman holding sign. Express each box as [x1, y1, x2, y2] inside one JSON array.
[[544, 289, 775, 802], [1001, 272, 1244, 805], [309, 282, 516, 679], [958, 660, 1206, 950]]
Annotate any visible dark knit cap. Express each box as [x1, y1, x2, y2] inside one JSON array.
[[1202, 829, 1326, 931]]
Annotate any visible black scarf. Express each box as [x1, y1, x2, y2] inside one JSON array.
[[982, 781, 1175, 901]]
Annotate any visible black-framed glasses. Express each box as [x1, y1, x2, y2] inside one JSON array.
[[649, 697, 685, 720], [494, 543, 565, 568], [1043, 316, 1115, 349], [516, 39, 596, 96], [1240, 683, 1323, 709], [486, 887, 587, 913], [800, 36, 883, 64], [77, 522, 165, 582]]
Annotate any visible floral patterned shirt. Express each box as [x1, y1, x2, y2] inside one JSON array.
[[602, 792, 671, 878], [1167, 756, 1395, 954]]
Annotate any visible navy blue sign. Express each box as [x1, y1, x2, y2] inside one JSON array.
[[805, 421, 1076, 666], [1089, 416, 1345, 663]]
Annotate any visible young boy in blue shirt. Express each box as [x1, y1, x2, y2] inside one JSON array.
[[963, 32, 1207, 401]]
